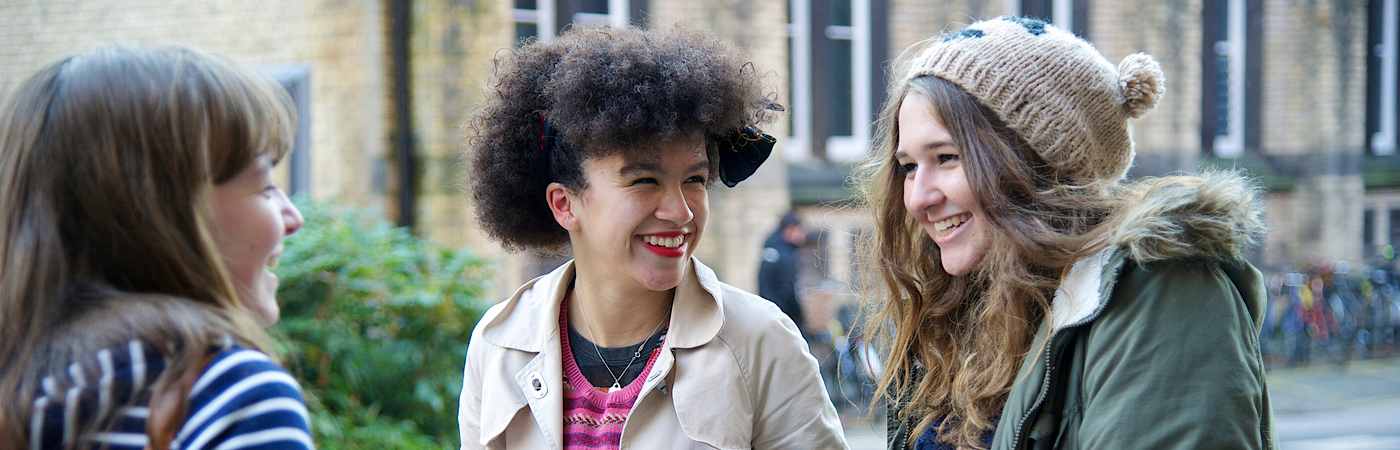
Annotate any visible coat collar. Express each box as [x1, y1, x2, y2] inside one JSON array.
[[1048, 246, 1126, 331], [478, 257, 726, 352]]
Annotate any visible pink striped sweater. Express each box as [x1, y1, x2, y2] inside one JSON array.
[[559, 308, 664, 450]]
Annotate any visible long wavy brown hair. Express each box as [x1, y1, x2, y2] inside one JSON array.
[[855, 44, 1123, 448], [0, 46, 291, 449]]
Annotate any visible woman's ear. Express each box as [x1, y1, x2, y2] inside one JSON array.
[[546, 182, 579, 231]]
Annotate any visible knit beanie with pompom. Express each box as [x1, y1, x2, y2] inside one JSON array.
[[904, 16, 1165, 183]]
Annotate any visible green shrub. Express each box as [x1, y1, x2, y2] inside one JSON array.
[[273, 200, 492, 448]]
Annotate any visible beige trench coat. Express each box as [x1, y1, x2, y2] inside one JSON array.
[[457, 258, 848, 449]]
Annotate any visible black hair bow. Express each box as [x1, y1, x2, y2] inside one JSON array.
[[717, 125, 777, 188]]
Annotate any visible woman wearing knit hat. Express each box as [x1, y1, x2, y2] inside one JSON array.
[[857, 17, 1274, 450], [457, 26, 847, 449]]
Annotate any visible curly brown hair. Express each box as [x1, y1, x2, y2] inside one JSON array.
[[467, 26, 774, 251]]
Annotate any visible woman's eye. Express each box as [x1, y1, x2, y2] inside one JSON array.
[[686, 175, 707, 184], [937, 154, 960, 164], [898, 162, 917, 176], [631, 177, 658, 186]]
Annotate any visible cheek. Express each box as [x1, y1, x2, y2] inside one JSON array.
[[220, 205, 283, 268], [688, 189, 708, 219]]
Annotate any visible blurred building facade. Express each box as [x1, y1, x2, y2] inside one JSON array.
[[1, 0, 1397, 299]]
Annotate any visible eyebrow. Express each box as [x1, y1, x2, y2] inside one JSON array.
[[618, 161, 710, 177], [893, 140, 956, 159]]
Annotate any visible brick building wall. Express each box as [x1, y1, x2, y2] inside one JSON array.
[[1260, 0, 1369, 263], [888, 0, 1010, 58], [1089, 0, 1203, 161], [0, 1, 393, 212]]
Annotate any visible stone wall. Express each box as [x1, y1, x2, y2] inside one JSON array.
[[0, 0, 393, 211]]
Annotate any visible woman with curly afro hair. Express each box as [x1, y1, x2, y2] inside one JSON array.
[[457, 26, 848, 449]]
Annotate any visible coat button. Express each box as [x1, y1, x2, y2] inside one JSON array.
[[528, 373, 547, 398]]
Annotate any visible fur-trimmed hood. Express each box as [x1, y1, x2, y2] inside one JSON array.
[[1105, 170, 1267, 264], [1048, 170, 1268, 331]]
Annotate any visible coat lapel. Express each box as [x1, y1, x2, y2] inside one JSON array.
[[515, 350, 563, 450]]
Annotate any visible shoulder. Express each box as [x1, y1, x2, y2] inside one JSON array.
[[187, 346, 304, 403], [175, 346, 312, 450], [1092, 255, 1261, 342], [1110, 257, 1246, 311], [718, 283, 800, 336], [712, 283, 808, 363]]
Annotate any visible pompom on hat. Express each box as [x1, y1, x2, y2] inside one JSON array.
[[903, 16, 1166, 183]]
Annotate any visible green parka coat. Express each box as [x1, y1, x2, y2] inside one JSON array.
[[890, 172, 1276, 450]]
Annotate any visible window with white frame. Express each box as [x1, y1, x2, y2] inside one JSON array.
[[570, 0, 610, 26], [511, 0, 635, 45], [1205, 0, 1247, 157], [266, 66, 312, 196], [1368, 0, 1398, 155], [512, 0, 555, 45], [786, 0, 874, 163], [786, 1, 808, 159], [1008, 0, 1086, 37]]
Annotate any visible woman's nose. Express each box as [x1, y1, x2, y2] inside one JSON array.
[[656, 187, 694, 224], [280, 192, 304, 236], [905, 171, 945, 217]]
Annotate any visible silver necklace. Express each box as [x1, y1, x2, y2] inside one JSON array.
[[581, 309, 667, 393]]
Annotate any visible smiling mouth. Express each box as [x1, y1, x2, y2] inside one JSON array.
[[931, 213, 971, 237], [639, 232, 689, 258], [643, 235, 684, 248]]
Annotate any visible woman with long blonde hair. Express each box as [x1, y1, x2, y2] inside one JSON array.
[[858, 17, 1274, 449], [0, 46, 310, 450]]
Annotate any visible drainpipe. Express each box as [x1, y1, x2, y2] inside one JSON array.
[[389, 0, 417, 229]]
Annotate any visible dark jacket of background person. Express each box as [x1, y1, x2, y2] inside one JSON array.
[[759, 229, 806, 336], [889, 173, 1274, 450]]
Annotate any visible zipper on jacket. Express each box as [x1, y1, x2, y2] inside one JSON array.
[[1010, 336, 1059, 450], [898, 419, 912, 449]]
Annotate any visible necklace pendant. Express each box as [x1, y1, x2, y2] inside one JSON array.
[[609, 383, 621, 393]]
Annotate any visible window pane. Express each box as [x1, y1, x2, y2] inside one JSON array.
[[516, 23, 538, 46], [1389, 209, 1400, 249], [788, 34, 796, 136], [577, 0, 609, 14], [515, 0, 537, 9], [1212, 2, 1232, 138], [830, 38, 853, 136], [1365, 209, 1376, 257], [1213, 46, 1231, 137], [1019, 0, 1054, 23], [829, 0, 851, 27]]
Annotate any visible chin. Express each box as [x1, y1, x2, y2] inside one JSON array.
[[940, 254, 977, 277], [633, 266, 687, 291]]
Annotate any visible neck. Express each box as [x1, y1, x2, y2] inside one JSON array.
[[568, 264, 674, 348]]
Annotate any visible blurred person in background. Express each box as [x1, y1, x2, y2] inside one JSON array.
[[759, 211, 811, 338], [0, 46, 310, 450], [458, 26, 846, 449], [856, 17, 1274, 450]]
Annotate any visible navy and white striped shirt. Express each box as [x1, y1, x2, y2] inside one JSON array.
[[29, 340, 314, 450]]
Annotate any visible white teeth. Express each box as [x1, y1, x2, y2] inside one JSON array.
[[644, 235, 684, 248], [933, 213, 970, 233]]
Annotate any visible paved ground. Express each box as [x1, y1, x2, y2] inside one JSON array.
[[841, 357, 1400, 450]]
